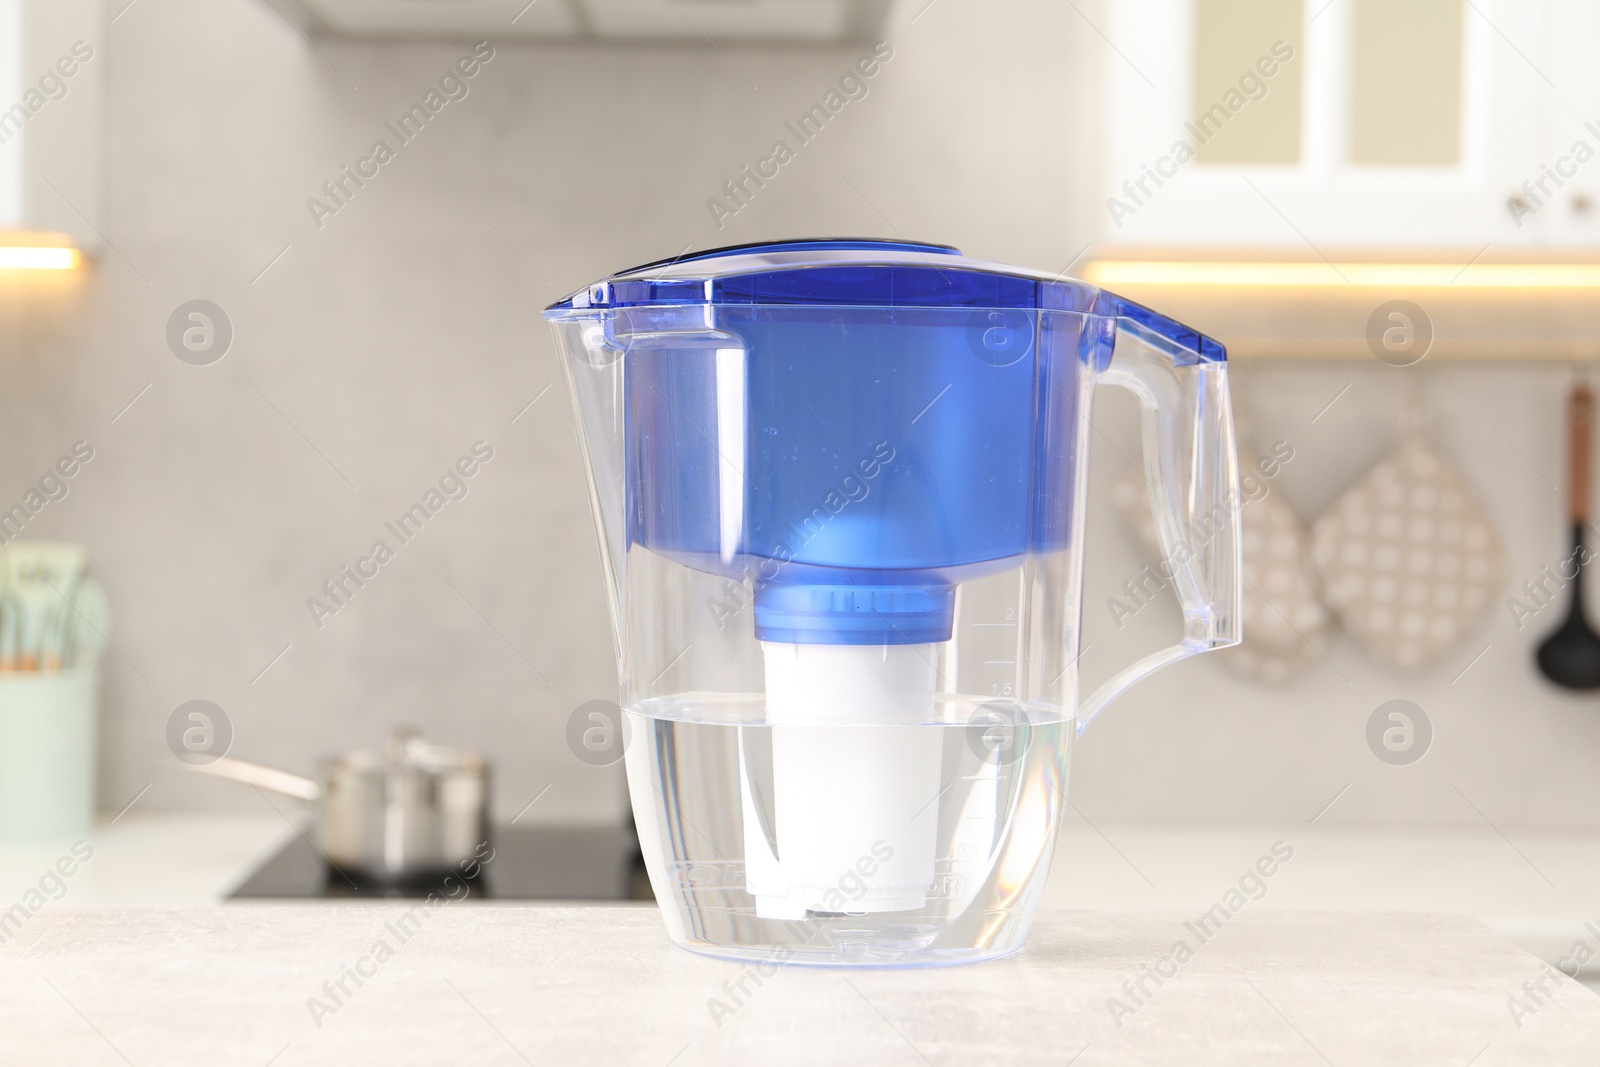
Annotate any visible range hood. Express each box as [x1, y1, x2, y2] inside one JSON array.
[[270, 0, 893, 43]]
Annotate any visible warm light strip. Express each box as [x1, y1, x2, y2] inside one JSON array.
[[1083, 260, 1600, 289], [0, 246, 80, 270]]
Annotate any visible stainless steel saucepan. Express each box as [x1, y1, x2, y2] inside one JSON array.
[[196, 728, 489, 881]]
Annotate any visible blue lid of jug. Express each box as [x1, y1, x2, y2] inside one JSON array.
[[545, 238, 1223, 363], [548, 237, 1095, 312]]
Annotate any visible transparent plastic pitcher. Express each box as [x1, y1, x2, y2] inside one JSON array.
[[545, 239, 1240, 966]]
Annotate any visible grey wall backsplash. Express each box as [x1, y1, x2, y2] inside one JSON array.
[[3, 0, 1597, 828]]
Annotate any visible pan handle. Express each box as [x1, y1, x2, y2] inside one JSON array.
[[192, 756, 320, 802]]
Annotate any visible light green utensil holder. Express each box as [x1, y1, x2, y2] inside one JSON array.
[[0, 671, 98, 838]]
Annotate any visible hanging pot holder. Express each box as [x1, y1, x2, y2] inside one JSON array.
[[1310, 428, 1505, 669]]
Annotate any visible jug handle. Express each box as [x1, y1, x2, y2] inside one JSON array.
[[1077, 315, 1242, 732]]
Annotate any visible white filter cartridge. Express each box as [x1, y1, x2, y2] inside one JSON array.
[[751, 641, 944, 919]]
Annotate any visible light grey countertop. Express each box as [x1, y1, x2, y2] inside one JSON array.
[[9, 814, 1600, 980], [0, 905, 1594, 1064]]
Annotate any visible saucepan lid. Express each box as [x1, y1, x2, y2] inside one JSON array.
[[323, 727, 485, 779]]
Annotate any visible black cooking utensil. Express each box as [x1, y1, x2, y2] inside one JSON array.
[[1536, 383, 1600, 689]]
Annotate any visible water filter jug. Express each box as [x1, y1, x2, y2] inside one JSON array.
[[546, 239, 1241, 965]]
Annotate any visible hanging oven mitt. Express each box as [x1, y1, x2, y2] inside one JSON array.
[[1112, 441, 1328, 683], [1310, 425, 1505, 669]]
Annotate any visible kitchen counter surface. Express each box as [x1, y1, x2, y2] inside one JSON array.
[[1038, 820, 1600, 978], [0, 813, 294, 906], [0, 905, 1593, 1065], [11, 814, 1600, 977]]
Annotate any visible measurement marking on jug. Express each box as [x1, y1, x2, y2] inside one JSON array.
[[971, 622, 1016, 629], [982, 660, 1017, 667]]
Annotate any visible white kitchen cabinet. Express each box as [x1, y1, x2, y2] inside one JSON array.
[[1524, 0, 1600, 246], [1100, 0, 1594, 250]]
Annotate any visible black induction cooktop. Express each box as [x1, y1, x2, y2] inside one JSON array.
[[228, 824, 652, 901]]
